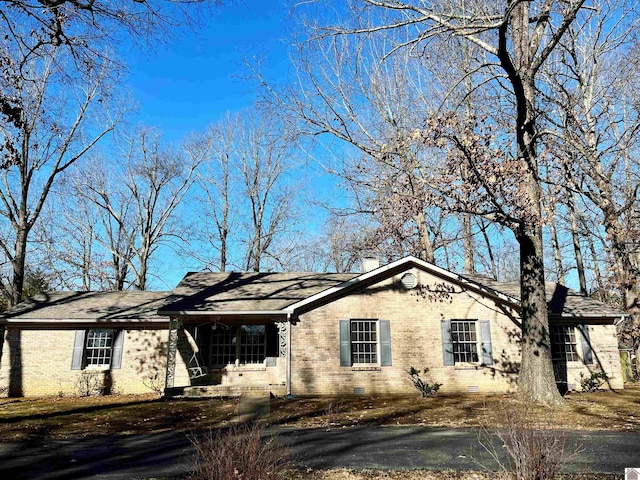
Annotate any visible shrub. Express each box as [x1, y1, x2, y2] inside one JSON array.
[[142, 370, 165, 396], [407, 367, 442, 397], [74, 371, 104, 397], [579, 371, 609, 392], [189, 423, 293, 480], [477, 401, 581, 480]]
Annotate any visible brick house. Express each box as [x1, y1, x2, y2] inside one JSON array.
[[0, 256, 626, 397]]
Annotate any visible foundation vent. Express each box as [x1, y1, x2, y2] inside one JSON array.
[[353, 387, 366, 395], [467, 385, 480, 393]]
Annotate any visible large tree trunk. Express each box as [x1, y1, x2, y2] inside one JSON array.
[[462, 214, 475, 274], [504, 2, 562, 404], [11, 228, 28, 307], [600, 201, 640, 374], [516, 224, 561, 403], [415, 210, 435, 263]]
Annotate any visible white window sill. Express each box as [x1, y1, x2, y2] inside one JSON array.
[[454, 364, 481, 370], [213, 365, 267, 372], [565, 362, 585, 369], [83, 366, 111, 372], [351, 366, 381, 371]]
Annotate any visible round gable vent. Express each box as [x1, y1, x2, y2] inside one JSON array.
[[401, 272, 418, 290]]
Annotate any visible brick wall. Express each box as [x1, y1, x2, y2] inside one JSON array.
[[0, 326, 173, 397], [290, 267, 624, 395]]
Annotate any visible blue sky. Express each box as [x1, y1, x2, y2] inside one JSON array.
[[124, 1, 292, 140], [113, 2, 349, 287]]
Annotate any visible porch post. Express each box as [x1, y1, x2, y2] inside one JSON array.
[[276, 319, 291, 395], [287, 314, 292, 396], [165, 316, 182, 390]]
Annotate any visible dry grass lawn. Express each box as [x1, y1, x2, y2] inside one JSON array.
[[0, 384, 638, 442]]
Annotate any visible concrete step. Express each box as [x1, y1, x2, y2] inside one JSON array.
[[164, 384, 286, 399]]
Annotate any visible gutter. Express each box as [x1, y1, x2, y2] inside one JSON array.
[[158, 310, 289, 317]]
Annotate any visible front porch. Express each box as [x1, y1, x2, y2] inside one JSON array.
[[164, 317, 290, 397]]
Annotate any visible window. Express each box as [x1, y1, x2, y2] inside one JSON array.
[[441, 319, 493, 366], [340, 319, 392, 367], [209, 325, 266, 367], [451, 321, 479, 363], [551, 325, 579, 362], [351, 320, 378, 364], [71, 328, 124, 370], [241, 325, 266, 364], [85, 329, 113, 367], [210, 326, 236, 367]]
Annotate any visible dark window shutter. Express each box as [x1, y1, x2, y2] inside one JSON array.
[[111, 329, 125, 369], [265, 323, 279, 357], [578, 324, 593, 365], [441, 320, 454, 366], [71, 329, 86, 370], [380, 320, 392, 366], [339, 320, 351, 367], [480, 320, 493, 366]]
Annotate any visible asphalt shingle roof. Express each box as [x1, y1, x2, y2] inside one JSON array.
[[1, 291, 171, 322], [160, 271, 358, 314], [1, 261, 627, 321], [462, 274, 625, 319]]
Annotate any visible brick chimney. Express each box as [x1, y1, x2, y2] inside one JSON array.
[[361, 256, 380, 273]]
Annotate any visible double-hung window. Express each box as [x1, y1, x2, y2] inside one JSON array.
[[550, 324, 593, 365], [442, 319, 493, 366], [340, 319, 392, 367], [551, 325, 579, 362], [85, 329, 113, 367], [450, 320, 479, 363], [351, 320, 378, 364], [71, 328, 124, 370]]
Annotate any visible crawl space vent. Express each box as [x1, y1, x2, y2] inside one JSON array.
[[353, 387, 366, 395], [400, 272, 418, 290], [467, 385, 480, 393]]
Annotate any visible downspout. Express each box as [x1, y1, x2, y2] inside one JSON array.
[[287, 312, 292, 396]]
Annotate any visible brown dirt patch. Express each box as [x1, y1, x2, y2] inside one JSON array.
[[267, 384, 640, 431]]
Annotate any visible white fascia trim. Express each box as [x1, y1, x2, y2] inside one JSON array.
[[0, 318, 167, 324], [550, 312, 629, 323], [159, 310, 289, 317], [287, 255, 520, 312]]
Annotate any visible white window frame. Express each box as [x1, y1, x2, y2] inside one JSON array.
[[450, 320, 480, 365], [350, 319, 380, 366], [209, 325, 267, 368], [551, 324, 580, 363], [84, 328, 114, 369]]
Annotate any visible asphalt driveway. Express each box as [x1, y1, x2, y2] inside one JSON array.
[[0, 426, 638, 479]]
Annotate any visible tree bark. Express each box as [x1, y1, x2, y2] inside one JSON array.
[[462, 214, 475, 274], [502, 1, 562, 403]]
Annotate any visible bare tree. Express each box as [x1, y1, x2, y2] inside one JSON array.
[[0, 46, 120, 305], [540, 1, 640, 370], [240, 116, 297, 272], [68, 127, 208, 290], [193, 116, 237, 272], [281, 0, 594, 403], [193, 110, 299, 273]]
